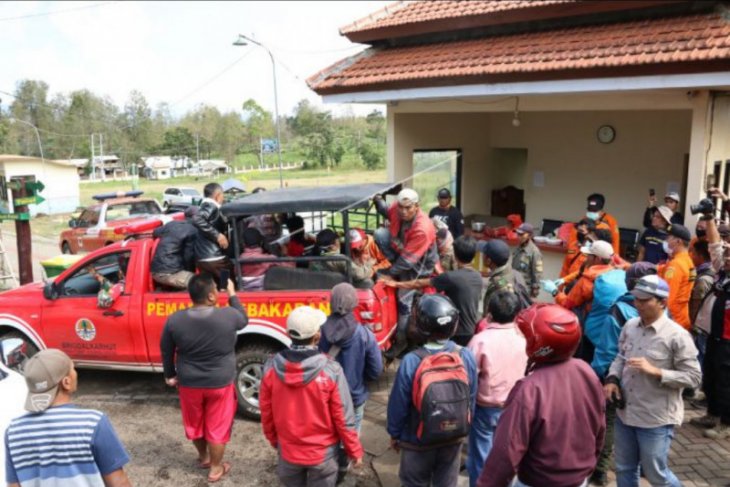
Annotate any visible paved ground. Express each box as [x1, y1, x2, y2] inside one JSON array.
[[69, 363, 730, 487]]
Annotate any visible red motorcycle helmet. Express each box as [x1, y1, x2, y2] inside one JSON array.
[[516, 303, 581, 364]]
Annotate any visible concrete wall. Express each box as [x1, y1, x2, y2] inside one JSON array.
[[2, 162, 80, 216], [392, 109, 692, 230]]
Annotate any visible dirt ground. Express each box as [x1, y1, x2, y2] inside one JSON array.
[[74, 369, 381, 487]]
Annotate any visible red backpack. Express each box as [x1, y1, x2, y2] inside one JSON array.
[[411, 347, 471, 444]]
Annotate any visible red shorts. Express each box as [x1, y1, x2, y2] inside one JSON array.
[[178, 383, 237, 444]]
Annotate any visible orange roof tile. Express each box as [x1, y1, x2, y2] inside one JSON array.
[[310, 12, 730, 95], [341, 0, 573, 35]]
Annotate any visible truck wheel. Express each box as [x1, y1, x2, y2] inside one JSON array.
[[235, 344, 280, 420], [0, 330, 39, 374], [61, 242, 72, 254]]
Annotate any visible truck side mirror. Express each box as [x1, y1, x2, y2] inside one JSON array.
[[43, 282, 59, 300]]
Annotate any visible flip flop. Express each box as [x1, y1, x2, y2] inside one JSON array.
[[197, 460, 211, 469], [207, 462, 231, 483]]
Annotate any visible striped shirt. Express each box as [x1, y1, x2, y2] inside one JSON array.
[[4, 404, 129, 487]]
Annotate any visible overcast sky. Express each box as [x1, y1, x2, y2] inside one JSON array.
[[0, 1, 390, 118]]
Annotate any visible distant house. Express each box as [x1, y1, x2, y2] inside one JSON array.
[[89, 155, 125, 180], [0, 155, 80, 216], [198, 159, 229, 176], [142, 156, 173, 180]]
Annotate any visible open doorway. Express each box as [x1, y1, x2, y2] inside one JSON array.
[[412, 149, 462, 212], [491, 148, 527, 218]]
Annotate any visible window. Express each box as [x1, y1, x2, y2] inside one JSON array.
[[106, 201, 161, 221], [60, 252, 130, 297], [78, 209, 100, 227], [181, 189, 199, 196], [164, 189, 176, 195], [412, 150, 462, 211]]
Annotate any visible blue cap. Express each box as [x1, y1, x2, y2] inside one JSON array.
[[631, 275, 670, 300], [481, 239, 510, 266]]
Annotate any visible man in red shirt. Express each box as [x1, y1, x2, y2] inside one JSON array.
[[477, 304, 605, 487], [260, 306, 363, 486]]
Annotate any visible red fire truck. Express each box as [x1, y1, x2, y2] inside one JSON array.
[[0, 183, 398, 419]]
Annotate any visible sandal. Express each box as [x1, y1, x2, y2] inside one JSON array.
[[207, 462, 231, 483], [198, 460, 211, 469]]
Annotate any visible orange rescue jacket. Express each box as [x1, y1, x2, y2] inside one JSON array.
[[658, 250, 696, 330], [555, 264, 615, 311]]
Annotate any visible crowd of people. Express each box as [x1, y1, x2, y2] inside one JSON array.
[[6, 183, 730, 487]]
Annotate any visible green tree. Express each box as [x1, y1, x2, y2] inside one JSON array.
[[158, 126, 196, 159], [357, 139, 384, 170], [289, 99, 334, 167]]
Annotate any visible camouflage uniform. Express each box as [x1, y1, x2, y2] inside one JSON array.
[[512, 239, 544, 298], [482, 263, 527, 316]]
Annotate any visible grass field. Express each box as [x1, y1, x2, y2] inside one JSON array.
[[3, 166, 388, 241]]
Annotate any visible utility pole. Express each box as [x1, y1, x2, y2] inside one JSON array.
[[90, 134, 95, 181], [10, 178, 32, 284], [99, 133, 105, 181], [196, 133, 200, 162]]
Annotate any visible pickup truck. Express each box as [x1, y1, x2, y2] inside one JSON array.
[[0, 183, 399, 419]]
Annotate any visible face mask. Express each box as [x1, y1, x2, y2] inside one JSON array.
[[586, 211, 600, 221], [662, 240, 672, 255]]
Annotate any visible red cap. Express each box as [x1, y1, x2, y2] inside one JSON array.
[[506, 214, 523, 228], [349, 229, 366, 250]]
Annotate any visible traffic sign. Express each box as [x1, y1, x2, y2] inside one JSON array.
[[14, 195, 45, 206], [0, 212, 29, 221], [25, 181, 45, 193]]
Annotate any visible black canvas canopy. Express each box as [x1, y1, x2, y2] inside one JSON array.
[[221, 183, 398, 216]]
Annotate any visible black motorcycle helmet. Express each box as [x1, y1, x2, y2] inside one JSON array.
[[414, 294, 460, 341]]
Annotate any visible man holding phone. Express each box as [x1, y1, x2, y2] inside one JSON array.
[[160, 274, 248, 483], [643, 189, 684, 227]]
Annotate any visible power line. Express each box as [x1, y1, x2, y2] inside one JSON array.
[[171, 51, 254, 107], [0, 1, 116, 22]]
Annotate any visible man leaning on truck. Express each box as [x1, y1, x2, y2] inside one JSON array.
[[160, 274, 248, 483]]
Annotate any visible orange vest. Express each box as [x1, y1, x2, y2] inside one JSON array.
[[659, 250, 696, 330]]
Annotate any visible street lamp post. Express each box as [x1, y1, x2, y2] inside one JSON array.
[[233, 34, 284, 188]]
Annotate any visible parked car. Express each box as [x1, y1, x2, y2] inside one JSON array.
[[59, 191, 163, 254], [162, 187, 201, 209], [0, 360, 27, 484], [7, 183, 399, 420]]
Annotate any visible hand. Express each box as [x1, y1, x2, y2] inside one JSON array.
[[541, 279, 558, 295], [226, 279, 236, 296], [217, 233, 229, 249], [648, 195, 657, 207], [603, 383, 620, 401], [555, 278, 565, 287], [627, 357, 662, 378], [351, 457, 364, 469], [165, 377, 178, 387], [389, 438, 400, 453], [709, 187, 729, 201]]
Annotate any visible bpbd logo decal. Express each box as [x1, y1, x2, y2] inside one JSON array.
[[75, 319, 96, 341]]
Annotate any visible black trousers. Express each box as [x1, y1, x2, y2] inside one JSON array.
[[703, 337, 730, 424]]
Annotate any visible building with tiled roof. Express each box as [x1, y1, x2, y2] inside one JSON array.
[[310, 1, 730, 283]]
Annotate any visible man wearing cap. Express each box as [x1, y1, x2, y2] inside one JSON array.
[[374, 189, 439, 359], [429, 188, 464, 238], [644, 191, 684, 227], [152, 206, 199, 290], [349, 228, 390, 276], [658, 224, 696, 331], [545, 240, 616, 314], [4, 349, 132, 487], [560, 218, 595, 279], [637, 206, 672, 264], [604, 275, 701, 487], [482, 239, 529, 316], [160, 274, 247, 482], [261, 306, 363, 486], [570, 194, 620, 254], [512, 223, 543, 298]]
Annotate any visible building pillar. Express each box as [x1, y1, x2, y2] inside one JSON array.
[[386, 107, 396, 183], [685, 91, 711, 229]]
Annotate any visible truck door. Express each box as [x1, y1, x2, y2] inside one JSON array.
[[40, 250, 141, 365]]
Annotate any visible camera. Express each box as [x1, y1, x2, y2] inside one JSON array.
[[690, 198, 715, 216]]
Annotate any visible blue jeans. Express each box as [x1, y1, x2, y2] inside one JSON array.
[[614, 417, 681, 487], [467, 406, 503, 487], [338, 403, 365, 471]]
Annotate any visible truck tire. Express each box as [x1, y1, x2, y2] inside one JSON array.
[[61, 242, 72, 254], [235, 343, 280, 420], [0, 330, 39, 373]]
